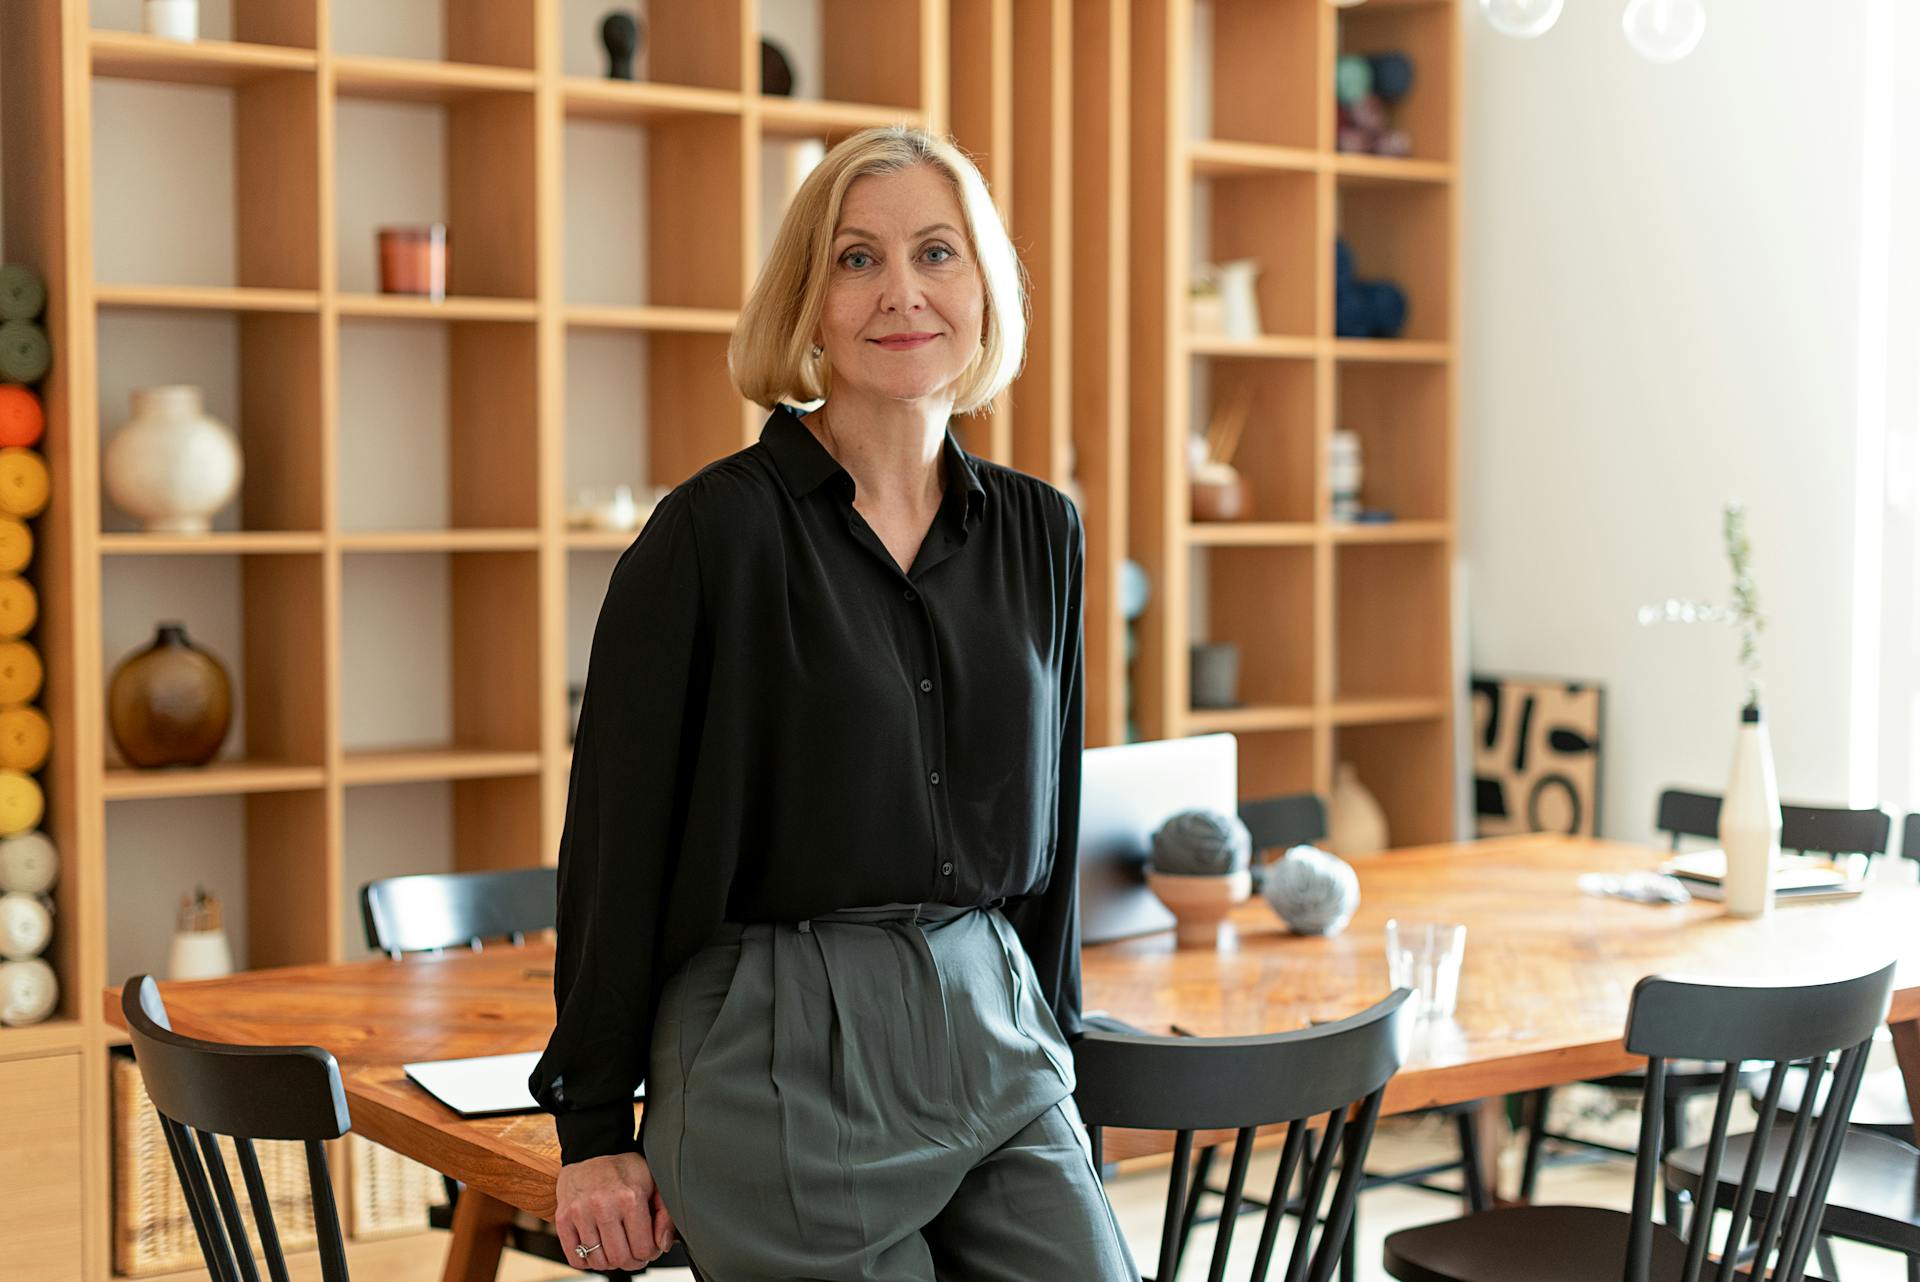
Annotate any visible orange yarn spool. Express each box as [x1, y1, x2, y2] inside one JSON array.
[[0, 386, 42, 449]]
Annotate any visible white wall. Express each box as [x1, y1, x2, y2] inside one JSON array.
[[1461, 0, 1878, 843]]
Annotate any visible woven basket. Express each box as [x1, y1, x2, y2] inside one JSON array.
[[347, 1132, 443, 1238], [112, 1050, 319, 1277]]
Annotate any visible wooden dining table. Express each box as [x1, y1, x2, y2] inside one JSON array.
[[104, 834, 1920, 1282]]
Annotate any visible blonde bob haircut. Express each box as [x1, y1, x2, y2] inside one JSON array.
[[728, 125, 1027, 415]]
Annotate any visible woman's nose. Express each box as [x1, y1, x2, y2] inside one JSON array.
[[878, 257, 926, 313]]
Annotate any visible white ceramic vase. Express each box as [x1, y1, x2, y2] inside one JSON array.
[[1328, 761, 1390, 857], [105, 386, 243, 534], [1719, 703, 1781, 919], [1214, 259, 1263, 339], [168, 928, 233, 980]]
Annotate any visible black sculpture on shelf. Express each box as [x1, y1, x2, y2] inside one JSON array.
[[761, 38, 795, 96], [600, 9, 642, 81]]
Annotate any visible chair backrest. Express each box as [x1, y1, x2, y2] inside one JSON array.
[[1621, 961, 1897, 1282], [1238, 792, 1328, 856], [1654, 789, 1891, 858], [359, 867, 557, 957], [1904, 811, 1919, 863], [121, 975, 353, 1282], [1073, 990, 1409, 1282]]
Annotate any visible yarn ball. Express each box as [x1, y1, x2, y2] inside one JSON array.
[[1362, 281, 1408, 338], [1369, 52, 1415, 103], [1335, 238, 1355, 287], [1119, 559, 1151, 620], [1335, 54, 1372, 106], [1350, 93, 1389, 132], [1261, 844, 1361, 936], [1150, 809, 1252, 876], [1336, 281, 1371, 337]]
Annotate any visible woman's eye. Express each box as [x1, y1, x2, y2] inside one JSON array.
[[924, 245, 954, 264], [841, 251, 873, 270]]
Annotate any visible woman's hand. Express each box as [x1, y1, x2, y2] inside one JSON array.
[[554, 1152, 677, 1272]]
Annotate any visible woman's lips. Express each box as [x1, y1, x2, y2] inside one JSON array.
[[872, 333, 939, 350]]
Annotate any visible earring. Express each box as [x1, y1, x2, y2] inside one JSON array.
[[810, 343, 824, 359]]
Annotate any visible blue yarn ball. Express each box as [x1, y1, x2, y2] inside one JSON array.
[[1362, 281, 1408, 339], [1369, 52, 1415, 104], [1334, 237, 1355, 287], [1336, 280, 1371, 338]]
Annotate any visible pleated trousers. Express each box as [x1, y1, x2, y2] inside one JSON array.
[[642, 902, 1140, 1282]]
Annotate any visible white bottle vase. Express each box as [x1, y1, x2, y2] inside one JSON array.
[[1719, 703, 1781, 919], [105, 386, 243, 534]]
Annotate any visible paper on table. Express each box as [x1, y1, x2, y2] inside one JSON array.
[[403, 1050, 644, 1119]]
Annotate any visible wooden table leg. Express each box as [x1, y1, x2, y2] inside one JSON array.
[[441, 1188, 515, 1282], [1892, 1016, 1920, 1148], [1469, 1098, 1509, 1206]]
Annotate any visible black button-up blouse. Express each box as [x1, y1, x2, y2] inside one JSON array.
[[528, 404, 1088, 1166]]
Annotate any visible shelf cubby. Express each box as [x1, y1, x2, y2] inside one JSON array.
[[333, 89, 536, 301], [90, 70, 319, 291], [1191, 0, 1320, 150], [1331, 714, 1454, 848], [100, 553, 327, 772], [1334, 359, 1450, 523], [1188, 544, 1315, 712], [336, 316, 537, 532], [564, 328, 744, 500], [105, 788, 330, 981], [1337, 176, 1450, 344], [562, 110, 746, 310], [96, 306, 324, 535], [1190, 166, 1319, 341], [1192, 354, 1317, 523], [1234, 728, 1317, 810], [560, 0, 746, 91], [329, 0, 535, 71], [87, 0, 318, 48], [1332, 541, 1450, 702], [1335, 0, 1453, 164], [338, 551, 540, 758]]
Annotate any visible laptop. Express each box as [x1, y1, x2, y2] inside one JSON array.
[[1077, 733, 1239, 944]]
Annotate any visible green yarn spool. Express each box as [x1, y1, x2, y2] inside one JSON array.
[[1335, 54, 1373, 107], [0, 267, 45, 323], [0, 322, 50, 384]]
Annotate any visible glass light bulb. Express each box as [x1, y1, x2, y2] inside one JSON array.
[[1622, 0, 1706, 62], [1479, 0, 1564, 39]]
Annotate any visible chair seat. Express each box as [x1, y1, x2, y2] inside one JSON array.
[[1384, 1206, 1690, 1282], [1666, 1124, 1920, 1255], [1758, 1063, 1915, 1132]]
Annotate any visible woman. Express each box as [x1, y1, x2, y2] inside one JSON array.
[[530, 125, 1137, 1282]]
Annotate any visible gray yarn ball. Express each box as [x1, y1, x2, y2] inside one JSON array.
[[1261, 844, 1360, 936], [1150, 809, 1252, 876]]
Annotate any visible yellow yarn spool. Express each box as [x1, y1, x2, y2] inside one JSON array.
[[0, 578, 36, 640], [0, 640, 41, 705], [0, 706, 50, 773], [0, 769, 44, 836], [0, 448, 48, 519], [0, 518, 30, 575]]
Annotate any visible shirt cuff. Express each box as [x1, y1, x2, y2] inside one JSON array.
[[553, 1099, 641, 1167]]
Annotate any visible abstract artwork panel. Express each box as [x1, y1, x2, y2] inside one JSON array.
[[1472, 675, 1605, 838]]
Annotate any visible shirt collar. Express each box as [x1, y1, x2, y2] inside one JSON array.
[[762, 405, 987, 522]]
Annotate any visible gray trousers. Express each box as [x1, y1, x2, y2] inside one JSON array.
[[644, 902, 1139, 1282]]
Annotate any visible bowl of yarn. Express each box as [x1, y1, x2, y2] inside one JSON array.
[[1147, 808, 1254, 949], [1261, 843, 1361, 937]]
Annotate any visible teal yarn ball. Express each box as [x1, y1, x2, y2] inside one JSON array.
[[1335, 54, 1373, 106]]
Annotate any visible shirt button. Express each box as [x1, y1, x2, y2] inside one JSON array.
[[929, 770, 941, 785], [941, 860, 955, 876], [904, 589, 917, 602], [919, 678, 933, 693]]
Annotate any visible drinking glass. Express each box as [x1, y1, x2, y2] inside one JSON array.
[[1386, 919, 1466, 1020]]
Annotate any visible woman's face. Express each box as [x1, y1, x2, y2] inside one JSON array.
[[818, 163, 985, 409]]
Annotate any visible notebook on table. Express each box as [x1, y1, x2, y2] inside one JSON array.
[[1659, 849, 1865, 903], [403, 1050, 644, 1119]]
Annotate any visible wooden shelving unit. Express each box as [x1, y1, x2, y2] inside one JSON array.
[[1, 1, 1136, 1279], [1130, 0, 1460, 837]]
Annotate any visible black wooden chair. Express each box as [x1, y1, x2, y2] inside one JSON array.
[[361, 868, 692, 1276], [1385, 960, 1898, 1282], [121, 974, 354, 1282], [1521, 790, 1892, 1222], [1075, 987, 1411, 1282]]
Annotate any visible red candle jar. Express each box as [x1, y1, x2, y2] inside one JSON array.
[[377, 224, 449, 300]]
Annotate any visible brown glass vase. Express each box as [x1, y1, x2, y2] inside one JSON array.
[[109, 623, 232, 768]]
